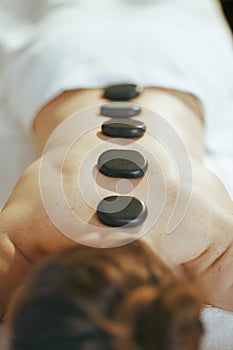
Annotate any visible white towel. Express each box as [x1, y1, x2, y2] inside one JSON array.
[[201, 307, 233, 350]]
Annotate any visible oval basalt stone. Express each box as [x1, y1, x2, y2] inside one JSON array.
[[97, 196, 147, 227], [97, 149, 148, 178], [101, 119, 146, 138], [100, 102, 141, 118], [103, 84, 144, 101]]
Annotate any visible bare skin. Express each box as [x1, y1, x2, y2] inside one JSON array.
[[0, 87, 232, 320]]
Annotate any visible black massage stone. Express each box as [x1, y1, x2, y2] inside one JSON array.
[[100, 102, 141, 118], [102, 119, 146, 138], [98, 149, 148, 178], [97, 196, 147, 227], [103, 84, 144, 101]]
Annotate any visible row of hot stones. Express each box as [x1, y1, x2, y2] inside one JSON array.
[[96, 84, 148, 228]]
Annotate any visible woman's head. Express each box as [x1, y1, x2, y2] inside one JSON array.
[[8, 240, 203, 350]]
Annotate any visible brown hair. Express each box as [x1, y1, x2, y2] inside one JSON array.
[[8, 240, 203, 350]]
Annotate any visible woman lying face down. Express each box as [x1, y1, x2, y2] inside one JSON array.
[[8, 240, 203, 350]]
